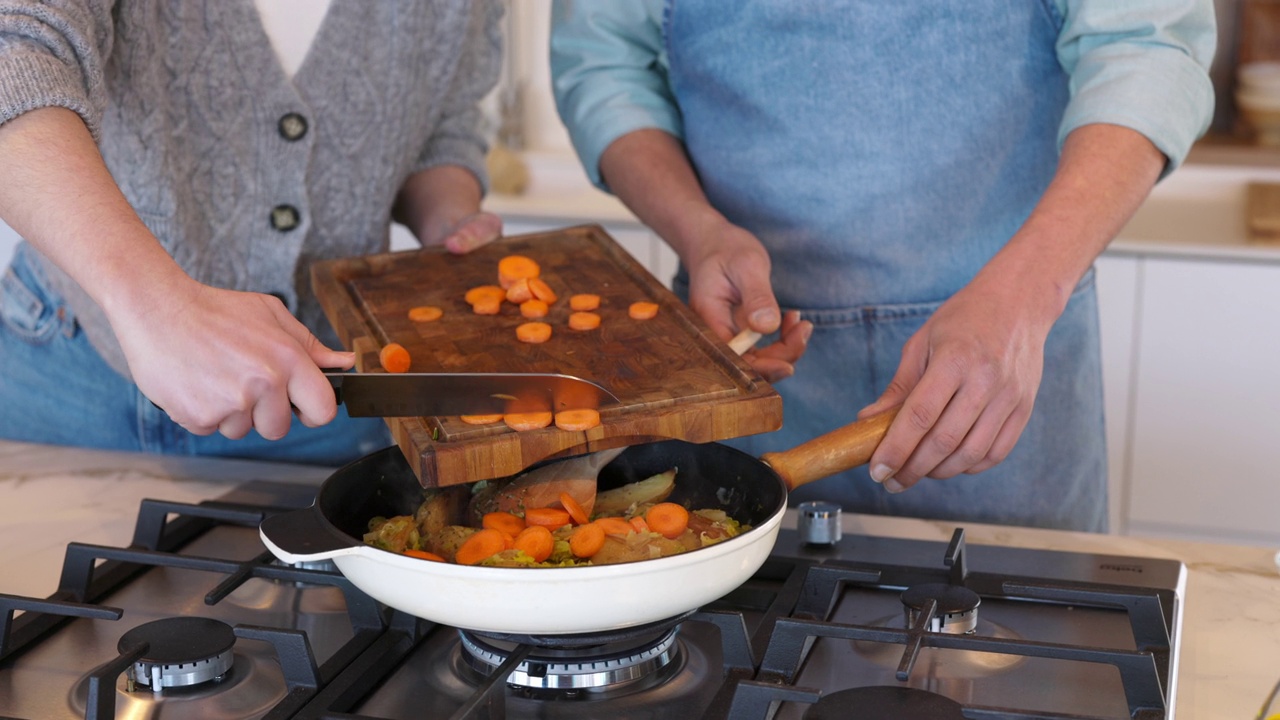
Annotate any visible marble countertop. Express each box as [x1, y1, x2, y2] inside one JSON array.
[[1, 438, 1276, 719]]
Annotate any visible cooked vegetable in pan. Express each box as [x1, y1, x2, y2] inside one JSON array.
[[363, 468, 747, 567]]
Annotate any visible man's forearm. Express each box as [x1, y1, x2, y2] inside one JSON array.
[[598, 129, 728, 263], [0, 107, 193, 322], [976, 123, 1165, 325]]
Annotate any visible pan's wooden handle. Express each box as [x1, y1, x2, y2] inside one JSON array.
[[760, 407, 899, 491]]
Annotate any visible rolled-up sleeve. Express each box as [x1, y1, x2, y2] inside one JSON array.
[[0, 0, 113, 138], [550, 0, 680, 191], [1055, 0, 1216, 173]]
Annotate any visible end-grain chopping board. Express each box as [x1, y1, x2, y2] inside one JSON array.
[[312, 225, 782, 487]]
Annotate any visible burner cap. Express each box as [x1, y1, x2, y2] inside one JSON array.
[[117, 617, 236, 689], [901, 583, 981, 634], [804, 686, 964, 720]]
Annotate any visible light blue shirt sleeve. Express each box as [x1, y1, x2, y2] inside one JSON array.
[[1054, 0, 1216, 174], [550, 0, 673, 191], [551, 0, 1217, 190]]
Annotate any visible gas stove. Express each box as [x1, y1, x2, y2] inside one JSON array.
[[0, 479, 1184, 719]]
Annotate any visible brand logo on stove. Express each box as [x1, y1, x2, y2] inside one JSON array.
[[1100, 562, 1144, 573]]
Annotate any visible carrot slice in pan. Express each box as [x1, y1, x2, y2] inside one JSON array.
[[482, 511, 527, 537], [528, 277, 558, 303], [559, 491, 590, 526], [407, 305, 443, 322], [646, 502, 691, 539], [520, 298, 549, 318], [515, 321, 552, 344], [629, 301, 659, 320], [567, 311, 601, 331], [497, 255, 540, 288], [454, 528, 508, 565], [593, 517, 634, 537], [513, 525, 555, 562], [554, 408, 600, 431], [569, 522, 606, 558], [629, 516, 651, 534], [524, 506, 572, 529], [504, 411, 553, 431], [379, 342, 411, 373], [460, 413, 504, 425], [569, 293, 600, 311], [404, 549, 446, 562]]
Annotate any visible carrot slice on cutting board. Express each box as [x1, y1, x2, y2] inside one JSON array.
[[567, 311, 601, 331], [465, 285, 506, 305], [497, 255, 540, 288], [528, 277, 558, 303], [554, 408, 600, 431], [520, 298, 549, 318], [460, 413, 504, 425], [504, 411, 553, 431], [629, 302, 659, 320], [569, 293, 600, 311], [407, 305, 443, 322], [515, 321, 552, 344], [379, 343, 411, 373]]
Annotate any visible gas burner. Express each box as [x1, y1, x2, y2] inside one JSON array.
[[901, 583, 981, 634], [804, 686, 965, 719], [458, 626, 681, 693], [117, 617, 235, 690]]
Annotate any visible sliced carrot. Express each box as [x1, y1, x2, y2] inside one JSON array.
[[454, 528, 508, 565], [460, 413, 504, 425], [629, 516, 651, 534], [482, 511, 527, 537], [629, 301, 659, 320], [513, 525, 555, 563], [504, 411, 553, 431], [515, 321, 552, 344], [471, 296, 501, 315], [593, 516, 634, 537], [506, 277, 533, 304], [528, 277, 558, 303], [498, 255, 540, 288], [520, 298, 549, 318], [379, 342, 411, 373], [404, 549, 446, 562], [569, 293, 600, 311], [407, 305, 443, 322], [568, 311, 601, 331], [466, 285, 506, 305], [554, 408, 600, 431], [646, 502, 690, 539], [569, 522, 607, 558], [559, 491, 590, 526], [524, 506, 572, 529]]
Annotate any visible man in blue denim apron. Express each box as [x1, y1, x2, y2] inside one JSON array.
[[551, 1, 1215, 530]]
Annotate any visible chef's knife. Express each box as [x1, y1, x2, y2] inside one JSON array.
[[325, 371, 619, 417]]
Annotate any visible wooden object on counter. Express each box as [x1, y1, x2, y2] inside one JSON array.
[[1245, 181, 1280, 242], [312, 225, 782, 488]]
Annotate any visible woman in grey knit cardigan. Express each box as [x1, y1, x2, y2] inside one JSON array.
[[0, 1, 504, 464]]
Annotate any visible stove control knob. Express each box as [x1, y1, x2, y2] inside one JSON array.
[[797, 501, 842, 545]]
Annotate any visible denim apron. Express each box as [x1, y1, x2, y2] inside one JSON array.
[[0, 242, 391, 465], [665, 0, 1107, 530]]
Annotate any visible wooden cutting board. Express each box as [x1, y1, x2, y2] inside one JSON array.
[[311, 224, 782, 487]]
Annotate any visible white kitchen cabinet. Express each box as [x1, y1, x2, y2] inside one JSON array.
[[1094, 254, 1140, 535], [1122, 256, 1280, 546]]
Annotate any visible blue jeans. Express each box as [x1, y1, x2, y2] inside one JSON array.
[[0, 244, 391, 466]]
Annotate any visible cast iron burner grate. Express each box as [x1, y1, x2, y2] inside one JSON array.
[[900, 583, 981, 634]]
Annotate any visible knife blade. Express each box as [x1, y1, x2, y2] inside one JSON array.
[[325, 372, 619, 417]]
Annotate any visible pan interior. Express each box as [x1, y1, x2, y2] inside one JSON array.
[[317, 442, 788, 545]]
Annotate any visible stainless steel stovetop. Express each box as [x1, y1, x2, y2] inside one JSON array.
[[0, 480, 1184, 719]]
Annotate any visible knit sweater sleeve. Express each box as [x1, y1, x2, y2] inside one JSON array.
[[0, 0, 114, 139], [411, 0, 502, 192]]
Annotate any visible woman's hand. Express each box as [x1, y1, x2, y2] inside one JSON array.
[[114, 276, 354, 439]]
